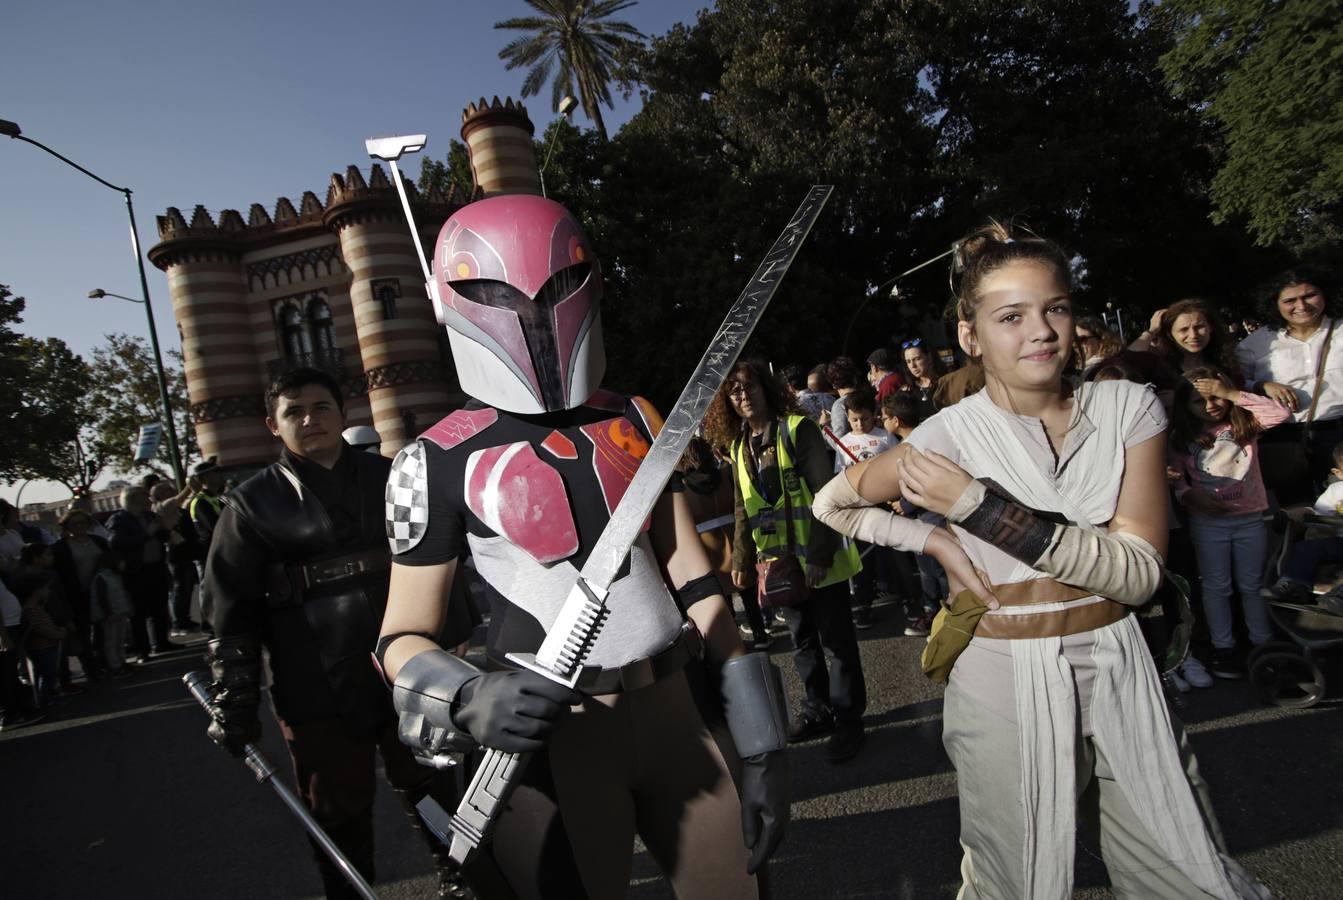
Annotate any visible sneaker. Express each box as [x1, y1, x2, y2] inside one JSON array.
[[1179, 656, 1215, 689], [903, 613, 932, 637], [852, 607, 874, 630], [825, 722, 865, 764], [151, 640, 185, 654], [1166, 669, 1191, 693], [1260, 579, 1312, 604], [786, 711, 835, 743], [1208, 647, 1243, 680]]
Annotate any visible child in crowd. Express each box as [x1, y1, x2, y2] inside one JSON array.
[[16, 573, 66, 709], [90, 551, 133, 677], [880, 393, 943, 636], [835, 389, 894, 629], [1169, 367, 1291, 680], [836, 388, 894, 469], [1261, 443, 1343, 609]]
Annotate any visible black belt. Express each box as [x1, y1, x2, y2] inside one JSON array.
[[488, 622, 704, 695], [299, 548, 391, 589], [586, 623, 704, 694]]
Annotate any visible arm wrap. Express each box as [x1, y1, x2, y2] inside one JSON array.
[[948, 479, 1164, 607], [720, 652, 789, 758], [812, 472, 936, 553], [675, 572, 723, 609], [949, 480, 1056, 563]]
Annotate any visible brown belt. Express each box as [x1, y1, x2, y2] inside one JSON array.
[[975, 579, 1128, 640]]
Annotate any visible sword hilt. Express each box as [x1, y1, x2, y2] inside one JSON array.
[[447, 748, 529, 865]]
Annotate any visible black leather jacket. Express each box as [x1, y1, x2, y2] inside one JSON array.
[[203, 445, 393, 736]]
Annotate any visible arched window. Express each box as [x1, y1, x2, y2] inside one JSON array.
[[308, 296, 334, 351], [281, 303, 310, 358], [372, 279, 399, 320]]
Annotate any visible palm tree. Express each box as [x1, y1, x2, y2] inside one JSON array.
[[495, 0, 644, 141]]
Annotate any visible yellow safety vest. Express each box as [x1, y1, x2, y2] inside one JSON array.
[[731, 415, 861, 589]]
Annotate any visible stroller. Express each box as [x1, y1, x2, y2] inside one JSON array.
[[1250, 510, 1343, 709]]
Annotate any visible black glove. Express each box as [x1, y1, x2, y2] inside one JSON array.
[[740, 749, 789, 874], [205, 636, 262, 757], [451, 669, 582, 753]]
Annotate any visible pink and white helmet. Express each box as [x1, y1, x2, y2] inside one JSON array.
[[430, 195, 605, 413]]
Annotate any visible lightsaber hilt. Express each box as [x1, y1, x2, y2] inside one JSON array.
[[183, 672, 379, 900]]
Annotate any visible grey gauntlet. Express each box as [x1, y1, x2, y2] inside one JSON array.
[[721, 651, 791, 874], [392, 648, 483, 766], [720, 652, 789, 756], [948, 479, 1163, 607]]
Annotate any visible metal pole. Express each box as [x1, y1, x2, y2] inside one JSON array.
[[124, 190, 185, 486]]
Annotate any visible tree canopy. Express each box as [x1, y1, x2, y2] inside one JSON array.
[[1159, 0, 1343, 251], [533, 0, 1295, 407]]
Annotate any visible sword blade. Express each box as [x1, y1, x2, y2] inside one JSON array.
[[533, 184, 833, 673]]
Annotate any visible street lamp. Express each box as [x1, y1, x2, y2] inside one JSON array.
[[2, 117, 185, 486]]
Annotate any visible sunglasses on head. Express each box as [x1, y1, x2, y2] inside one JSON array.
[[901, 338, 924, 349]]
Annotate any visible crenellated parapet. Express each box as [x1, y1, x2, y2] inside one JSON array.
[[461, 95, 541, 196]]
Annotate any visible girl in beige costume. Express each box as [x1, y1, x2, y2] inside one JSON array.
[[814, 224, 1267, 899]]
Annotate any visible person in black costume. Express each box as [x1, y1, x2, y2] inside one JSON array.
[[201, 367, 468, 899]]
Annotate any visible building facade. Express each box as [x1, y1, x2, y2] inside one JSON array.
[[148, 96, 541, 467]]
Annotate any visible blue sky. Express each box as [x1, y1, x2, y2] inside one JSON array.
[[2, 0, 706, 504]]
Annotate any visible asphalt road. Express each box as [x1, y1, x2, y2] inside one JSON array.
[[3, 602, 1341, 899]]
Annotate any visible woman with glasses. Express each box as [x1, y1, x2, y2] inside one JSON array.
[[705, 360, 868, 764], [1235, 266, 1343, 501], [899, 338, 947, 421]]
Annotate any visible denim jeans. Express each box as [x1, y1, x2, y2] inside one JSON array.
[[1188, 512, 1272, 648]]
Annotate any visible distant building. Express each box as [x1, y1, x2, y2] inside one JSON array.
[[148, 96, 542, 468]]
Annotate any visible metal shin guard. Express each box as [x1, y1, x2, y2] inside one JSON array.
[[393, 649, 482, 763], [721, 652, 789, 758]]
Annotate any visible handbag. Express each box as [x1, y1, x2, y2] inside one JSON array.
[[920, 588, 991, 684], [750, 424, 811, 610]]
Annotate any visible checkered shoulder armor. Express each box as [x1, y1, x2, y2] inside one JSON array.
[[386, 440, 430, 555]]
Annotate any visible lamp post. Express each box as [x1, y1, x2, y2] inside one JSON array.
[[1, 117, 185, 487], [539, 95, 579, 199]]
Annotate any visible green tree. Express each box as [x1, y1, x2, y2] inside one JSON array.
[[87, 333, 196, 478], [0, 285, 32, 482], [1158, 0, 1343, 250], [417, 138, 476, 200], [17, 335, 100, 494], [495, 0, 645, 140]]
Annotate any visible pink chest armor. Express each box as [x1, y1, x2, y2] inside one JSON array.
[[425, 401, 659, 567]]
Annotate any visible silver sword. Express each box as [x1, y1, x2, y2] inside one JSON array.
[[363, 133, 830, 865]]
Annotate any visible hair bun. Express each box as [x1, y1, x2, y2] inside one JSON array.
[[950, 219, 1071, 321]]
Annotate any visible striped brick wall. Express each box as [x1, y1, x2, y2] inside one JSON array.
[[164, 252, 275, 466], [336, 210, 453, 454]]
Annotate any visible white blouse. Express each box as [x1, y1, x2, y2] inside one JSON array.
[[1235, 318, 1343, 424]]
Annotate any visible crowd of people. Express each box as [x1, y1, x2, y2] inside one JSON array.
[[0, 462, 228, 730], [700, 259, 1342, 702], [4, 193, 1338, 899]]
